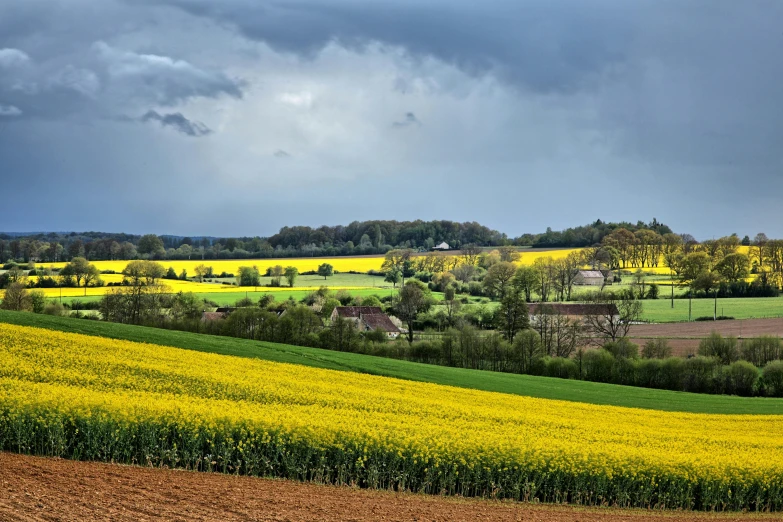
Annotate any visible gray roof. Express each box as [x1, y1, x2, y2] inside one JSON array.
[[577, 270, 605, 278]]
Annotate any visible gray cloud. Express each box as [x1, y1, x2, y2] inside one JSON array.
[[0, 48, 30, 68], [273, 149, 290, 158], [0, 104, 22, 116], [392, 112, 421, 128], [140, 110, 212, 137], [93, 41, 243, 106], [0, 0, 782, 238]]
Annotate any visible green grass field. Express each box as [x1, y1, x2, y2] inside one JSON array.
[[640, 297, 783, 323], [47, 287, 404, 307], [2, 310, 781, 415]]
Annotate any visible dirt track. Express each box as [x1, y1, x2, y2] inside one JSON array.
[[0, 453, 774, 522]]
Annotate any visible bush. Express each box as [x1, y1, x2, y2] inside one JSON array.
[[642, 338, 672, 359], [741, 336, 782, 367], [468, 281, 484, 296], [29, 290, 46, 314], [682, 356, 720, 393], [761, 361, 783, 397], [582, 349, 615, 383], [543, 357, 579, 380], [695, 316, 735, 321], [698, 332, 738, 365], [722, 361, 759, 396], [659, 357, 686, 391], [636, 358, 663, 388], [612, 356, 637, 385], [603, 338, 638, 359], [42, 302, 67, 316]]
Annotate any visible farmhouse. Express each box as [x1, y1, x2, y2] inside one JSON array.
[[573, 270, 605, 286], [432, 242, 450, 251], [200, 311, 225, 322], [330, 306, 401, 338]]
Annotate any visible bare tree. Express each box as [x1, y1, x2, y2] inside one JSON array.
[[583, 290, 643, 343], [0, 282, 32, 311]]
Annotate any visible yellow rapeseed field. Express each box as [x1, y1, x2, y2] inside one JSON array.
[[1, 323, 781, 510], [44, 256, 386, 276]]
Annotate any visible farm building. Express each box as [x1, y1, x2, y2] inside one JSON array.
[[573, 270, 605, 286], [200, 311, 226, 322], [330, 306, 401, 338], [432, 242, 450, 251]]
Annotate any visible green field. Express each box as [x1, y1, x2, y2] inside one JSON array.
[[2, 310, 781, 415], [640, 297, 783, 323], [48, 288, 404, 307]]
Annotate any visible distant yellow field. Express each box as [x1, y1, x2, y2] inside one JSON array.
[[516, 248, 583, 265], [5, 246, 753, 298], [44, 256, 386, 275]]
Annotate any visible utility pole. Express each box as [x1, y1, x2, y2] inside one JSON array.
[[714, 287, 717, 321]]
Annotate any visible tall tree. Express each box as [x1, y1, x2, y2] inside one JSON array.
[[317, 263, 334, 280], [394, 281, 433, 343], [284, 266, 299, 287], [497, 285, 529, 342], [482, 261, 517, 298], [137, 234, 164, 257]]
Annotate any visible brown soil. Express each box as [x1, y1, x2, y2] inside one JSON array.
[[624, 318, 783, 356], [0, 453, 773, 522], [631, 318, 783, 339]]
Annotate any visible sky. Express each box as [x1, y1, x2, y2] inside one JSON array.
[[1, 0, 782, 240]]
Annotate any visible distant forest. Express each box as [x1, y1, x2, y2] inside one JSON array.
[[0, 219, 685, 263]]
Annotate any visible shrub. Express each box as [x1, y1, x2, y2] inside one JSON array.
[[636, 358, 663, 388], [698, 332, 738, 365], [723, 361, 759, 397], [468, 281, 483, 296], [741, 336, 782, 367], [761, 361, 783, 397], [611, 356, 637, 385], [42, 302, 67, 316], [543, 357, 579, 380], [603, 338, 638, 359], [641, 338, 672, 359], [29, 290, 46, 314], [682, 356, 720, 394], [659, 357, 686, 391], [582, 349, 615, 383]]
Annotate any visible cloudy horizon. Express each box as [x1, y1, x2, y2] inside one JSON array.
[[1, 1, 781, 239]]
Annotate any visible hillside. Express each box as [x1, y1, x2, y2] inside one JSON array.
[[2, 310, 781, 415]]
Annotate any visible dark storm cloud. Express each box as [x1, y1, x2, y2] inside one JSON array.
[[140, 110, 212, 137], [134, 0, 631, 94], [141, 0, 783, 166], [0, 0, 782, 238]]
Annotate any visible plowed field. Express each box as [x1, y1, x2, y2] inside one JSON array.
[[0, 453, 774, 522], [627, 318, 783, 356]]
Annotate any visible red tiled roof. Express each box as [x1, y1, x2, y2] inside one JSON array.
[[361, 313, 400, 333], [201, 312, 225, 322]]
